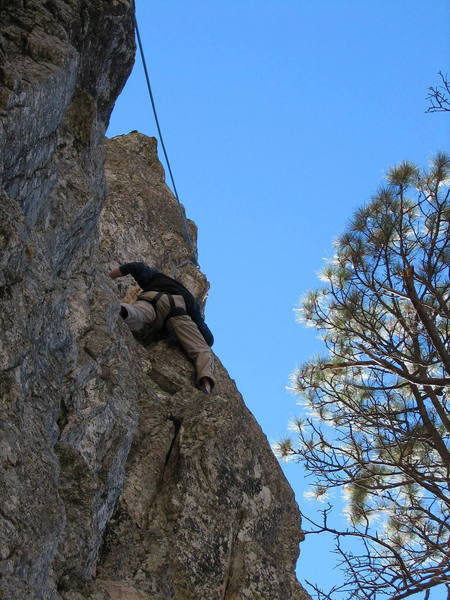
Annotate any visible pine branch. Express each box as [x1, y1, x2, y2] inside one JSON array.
[[403, 266, 450, 375]]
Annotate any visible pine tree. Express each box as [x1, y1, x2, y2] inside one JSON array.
[[279, 153, 450, 600]]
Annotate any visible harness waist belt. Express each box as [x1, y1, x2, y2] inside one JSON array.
[[139, 291, 188, 327]]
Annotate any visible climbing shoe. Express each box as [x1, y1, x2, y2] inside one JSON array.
[[198, 377, 213, 394]]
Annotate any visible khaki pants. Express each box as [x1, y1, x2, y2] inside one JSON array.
[[121, 292, 215, 387]]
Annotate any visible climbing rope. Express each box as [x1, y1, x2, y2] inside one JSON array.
[[134, 15, 199, 270]]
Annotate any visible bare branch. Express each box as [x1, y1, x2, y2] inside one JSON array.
[[426, 71, 450, 113]]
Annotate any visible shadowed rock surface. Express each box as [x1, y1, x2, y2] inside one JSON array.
[[0, 2, 310, 599]]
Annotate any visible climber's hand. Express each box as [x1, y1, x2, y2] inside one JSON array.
[[109, 267, 122, 279]]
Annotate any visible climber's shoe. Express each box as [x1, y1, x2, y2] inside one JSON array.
[[198, 377, 213, 394]]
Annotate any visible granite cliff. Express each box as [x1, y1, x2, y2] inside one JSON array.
[[0, 2, 310, 599]]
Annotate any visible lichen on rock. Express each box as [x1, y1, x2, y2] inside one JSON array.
[[0, 2, 310, 599]]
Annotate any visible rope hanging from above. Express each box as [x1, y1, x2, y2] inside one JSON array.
[[134, 14, 199, 272]]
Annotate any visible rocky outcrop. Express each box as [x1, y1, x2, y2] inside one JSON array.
[[0, 2, 309, 599]]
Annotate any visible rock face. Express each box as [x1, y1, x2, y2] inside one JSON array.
[[0, 2, 309, 600]]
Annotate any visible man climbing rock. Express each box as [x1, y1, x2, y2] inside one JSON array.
[[109, 262, 215, 394]]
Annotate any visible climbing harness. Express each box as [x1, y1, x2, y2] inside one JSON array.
[[138, 290, 213, 347], [140, 291, 187, 327], [134, 15, 199, 273]]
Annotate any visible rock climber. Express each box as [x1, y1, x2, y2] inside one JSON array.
[[109, 261, 215, 394]]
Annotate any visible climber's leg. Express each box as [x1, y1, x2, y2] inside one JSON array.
[[167, 314, 215, 390], [120, 300, 156, 332]]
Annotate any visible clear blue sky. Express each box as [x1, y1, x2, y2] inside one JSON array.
[[108, 1, 449, 596]]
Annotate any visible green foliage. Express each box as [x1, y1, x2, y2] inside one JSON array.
[[387, 161, 419, 186], [274, 438, 294, 460]]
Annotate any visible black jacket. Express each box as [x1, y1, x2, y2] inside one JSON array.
[[119, 262, 214, 346]]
